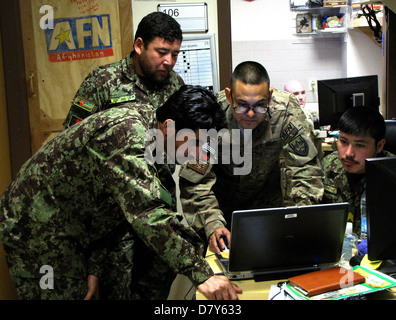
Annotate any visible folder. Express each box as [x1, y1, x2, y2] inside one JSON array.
[[288, 267, 366, 297]]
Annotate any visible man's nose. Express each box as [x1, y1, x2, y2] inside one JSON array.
[[246, 108, 256, 117], [163, 53, 175, 66], [345, 144, 355, 157]]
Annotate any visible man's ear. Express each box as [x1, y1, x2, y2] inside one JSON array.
[[134, 37, 144, 55], [268, 88, 274, 104], [159, 119, 175, 137], [376, 138, 386, 155], [225, 87, 232, 105]]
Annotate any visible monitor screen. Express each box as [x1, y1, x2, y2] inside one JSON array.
[[318, 75, 380, 129], [366, 156, 396, 261]]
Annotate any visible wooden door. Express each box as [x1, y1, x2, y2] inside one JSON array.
[[385, 6, 396, 119], [20, 0, 133, 154]]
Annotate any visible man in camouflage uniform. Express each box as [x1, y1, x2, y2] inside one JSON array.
[[62, 11, 185, 299], [179, 62, 324, 252], [0, 86, 242, 300], [322, 106, 393, 238], [63, 11, 184, 129], [284, 79, 323, 160]]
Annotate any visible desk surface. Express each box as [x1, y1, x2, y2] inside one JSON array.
[[196, 250, 396, 300], [196, 250, 286, 300]]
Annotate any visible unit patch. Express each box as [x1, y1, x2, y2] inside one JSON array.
[[288, 135, 308, 156], [281, 122, 299, 144]]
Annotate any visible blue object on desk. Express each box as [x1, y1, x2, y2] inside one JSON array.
[[220, 234, 229, 251], [358, 239, 368, 255]]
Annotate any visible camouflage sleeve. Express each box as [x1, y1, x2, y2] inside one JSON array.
[[277, 93, 324, 205], [177, 91, 228, 240], [178, 164, 226, 240], [86, 118, 214, 287], [63, 68, 108, 129]]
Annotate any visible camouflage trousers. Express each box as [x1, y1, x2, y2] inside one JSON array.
[[4, 237, 175, 300], [10, 275, 87, 300]]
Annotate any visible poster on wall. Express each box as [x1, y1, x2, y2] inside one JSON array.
[[32, 0, 123, 121]]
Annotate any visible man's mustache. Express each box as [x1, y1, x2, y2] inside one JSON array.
[[341, 156, 359, 164]]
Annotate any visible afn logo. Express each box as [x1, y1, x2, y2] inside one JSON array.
[[44, 15, 114, 63]]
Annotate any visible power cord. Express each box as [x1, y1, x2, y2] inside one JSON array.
[[358, 4, 383, 44]]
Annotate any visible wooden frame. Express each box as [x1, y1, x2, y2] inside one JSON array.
[[384, 6, 396, 119], [217, 0, 232, 90], [0, 0, 133, 179]]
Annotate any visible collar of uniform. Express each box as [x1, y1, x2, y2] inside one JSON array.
[[124, 52, 139, 82]]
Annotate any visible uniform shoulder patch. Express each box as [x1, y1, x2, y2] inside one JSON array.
[[281, 122, 299, 144], [288, 135, 308, 156], [110, 95, 136, 104], [324, 184, 338, 195], [187, 163, 209, 175], [73, 97, 95, 112]]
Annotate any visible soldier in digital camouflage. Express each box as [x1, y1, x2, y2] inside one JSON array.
[[179, 62, 324, 252], [322, 106, 393, 238], [0, 85, 243, 300], [63, 11, 184, 129], [61, 11, 185, 299]]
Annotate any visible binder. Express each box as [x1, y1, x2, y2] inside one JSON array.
[[288, 267, 366, 297]]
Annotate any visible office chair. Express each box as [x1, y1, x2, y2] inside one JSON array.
[[385, 120, 396, 155]]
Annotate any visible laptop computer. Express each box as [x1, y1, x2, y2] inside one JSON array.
[[215, 203, 349, 281]]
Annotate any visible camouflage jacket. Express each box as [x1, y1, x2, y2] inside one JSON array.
[[322, 149, 394, 237], [179, 89, 324, 238], [0, 106, 212, 288], [63, 52, 184, 128]]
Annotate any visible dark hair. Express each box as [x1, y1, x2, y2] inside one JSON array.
[[337, 106, 386, 143], [156, 85, 227, 132], [134, 12, 183, 46], [231, 61, 270, 87]]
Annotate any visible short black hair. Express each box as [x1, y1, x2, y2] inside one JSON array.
[[231, 61, 270, 87], [156, 85, 227, 132], [134, 12, 183, 46], [338, 106, 385, 143]]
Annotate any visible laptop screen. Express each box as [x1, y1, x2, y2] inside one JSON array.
[[228, 203, 349, 273]]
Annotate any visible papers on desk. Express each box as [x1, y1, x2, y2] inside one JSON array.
[[280, 266, 396, 300]]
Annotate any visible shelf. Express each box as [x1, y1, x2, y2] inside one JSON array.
[[349, 9, 383, 47], [291, 5, 348, 11], [294, 27, 347, 35]]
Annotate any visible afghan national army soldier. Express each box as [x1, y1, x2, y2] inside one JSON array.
[[178, 62, 324, 252], [322, 106, 393, 238], [63, 11, 184, 129], [60, 11, 186, 299], [0, 85, 242, 300]]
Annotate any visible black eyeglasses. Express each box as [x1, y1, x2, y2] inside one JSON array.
[[232, 102, 268, 114]]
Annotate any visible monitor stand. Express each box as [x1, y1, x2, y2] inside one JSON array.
[[378, 259, 396, 279]]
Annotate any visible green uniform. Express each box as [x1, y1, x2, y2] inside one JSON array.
[[0, 106, 212, 300], [179, 89, 324, 238], [63, 52, 184, 128], [60, 52, 185, 299], [322, 150, 394, 237]]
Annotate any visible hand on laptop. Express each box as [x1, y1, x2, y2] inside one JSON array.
[[197, 275, 242, 300], [209, 227, 231, 253]]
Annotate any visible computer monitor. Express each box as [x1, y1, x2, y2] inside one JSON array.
[[318, 75, 380, 129], [365, 156, 396, 261]]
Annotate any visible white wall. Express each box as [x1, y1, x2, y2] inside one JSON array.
[[131, 0, 219, 71], [347, 28, 384, 110], [230, 0, 384, 113]]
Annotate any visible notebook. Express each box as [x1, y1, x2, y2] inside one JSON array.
[[215, 203, 349, 280]]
